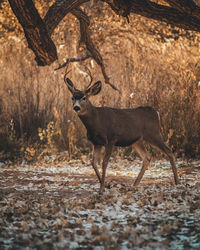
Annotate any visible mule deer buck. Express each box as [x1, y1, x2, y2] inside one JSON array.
[[64, 73, 179, 193]]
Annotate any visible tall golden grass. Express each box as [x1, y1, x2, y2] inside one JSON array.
[[0, 9, 200, 159]]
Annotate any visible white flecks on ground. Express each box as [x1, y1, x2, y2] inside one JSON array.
[[0, 156, 200, 249]]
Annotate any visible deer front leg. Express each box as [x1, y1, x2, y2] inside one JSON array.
[[92, 145, 102, 184], [99, 145, 113, 193]]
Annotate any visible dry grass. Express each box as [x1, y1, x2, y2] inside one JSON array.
[[0, 8, 200, 160]]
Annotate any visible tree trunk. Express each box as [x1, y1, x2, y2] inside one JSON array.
[[8, 0, 58, 66]]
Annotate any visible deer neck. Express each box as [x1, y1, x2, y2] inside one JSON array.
[[78, 103, 97, 130]]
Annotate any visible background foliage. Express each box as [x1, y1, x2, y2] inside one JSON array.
[[0, 1, 200, 160]]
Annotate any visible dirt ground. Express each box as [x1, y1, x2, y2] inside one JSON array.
[[0, 157, 200, 249]]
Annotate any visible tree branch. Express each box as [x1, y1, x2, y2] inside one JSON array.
[[54, 53, 91, 70], [104, 0, 200, 32], [44, 0, 89, 35], [71, 7, 120, 92], [8, 0, 58, 66]]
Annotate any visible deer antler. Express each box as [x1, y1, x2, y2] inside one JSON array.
[[63, 64, 71, 84], [84, 66, 95, 90]]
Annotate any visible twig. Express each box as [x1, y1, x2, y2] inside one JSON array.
[[54, 54, 90, 71], [105, 80, 121, 92], [100, 62, 121, 93]]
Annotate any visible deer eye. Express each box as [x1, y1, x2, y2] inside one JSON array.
[[82, 96, 86, 101], [72, 97, 75, 101]]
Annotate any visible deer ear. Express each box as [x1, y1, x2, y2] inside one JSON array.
[[86, 81, 102, 96], [65, 78, 76, 94]]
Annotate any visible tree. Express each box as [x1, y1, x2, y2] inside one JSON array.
[[7, 0, 200, 89]]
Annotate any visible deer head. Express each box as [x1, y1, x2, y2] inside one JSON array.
[[64, 72, 102, 116]]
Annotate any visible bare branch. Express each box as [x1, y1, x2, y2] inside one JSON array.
[[72, 7, 120, 92], [54, 53, 91, 71]]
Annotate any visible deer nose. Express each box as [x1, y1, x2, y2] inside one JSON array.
[[74, 106, 80, 112]]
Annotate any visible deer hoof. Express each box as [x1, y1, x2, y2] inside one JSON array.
[[99, 186, 105, 194]]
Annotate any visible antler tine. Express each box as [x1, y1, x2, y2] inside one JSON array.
[[84, 66, 94, 90], [64, 64, 71, 83]]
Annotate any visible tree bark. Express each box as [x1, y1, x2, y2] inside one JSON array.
[[8, 0, 58, 66], [44, 0, 88, 35], [104, 0, 200, 32]]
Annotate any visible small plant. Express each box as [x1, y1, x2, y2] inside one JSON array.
[[38, 121, 59, 149], [24, 146, 36, 161], [8, 119, 16, 142]]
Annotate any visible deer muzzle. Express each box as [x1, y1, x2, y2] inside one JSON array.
[[74, 106, 81, 112]]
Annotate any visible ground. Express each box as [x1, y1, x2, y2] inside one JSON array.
[[0, 155, 200, 249]]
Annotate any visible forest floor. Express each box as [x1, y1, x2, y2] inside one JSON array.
[[0, 155, 200, 249]]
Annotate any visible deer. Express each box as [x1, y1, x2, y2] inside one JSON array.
[[64, 73, 179, 193]]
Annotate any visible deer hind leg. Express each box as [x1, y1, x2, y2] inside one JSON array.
[[146, 134, 179, 185], [92, 145, 102, 185], [133, 140, 151, 186], [99, 145, 113, 193]]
